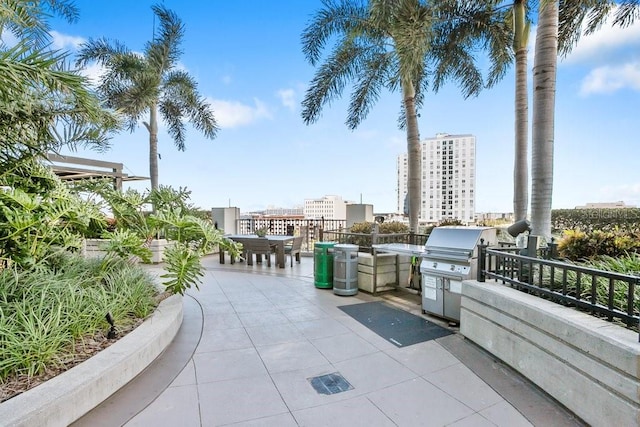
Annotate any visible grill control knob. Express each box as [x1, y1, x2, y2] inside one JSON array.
[[450, 264, 455, 271], [432, 262, 437, 268]]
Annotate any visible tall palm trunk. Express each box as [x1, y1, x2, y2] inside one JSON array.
[[513, 0, 529, 221], [530, 0, 558, 240], [403, 81, 421, 233], [146, 103, 159, 192]]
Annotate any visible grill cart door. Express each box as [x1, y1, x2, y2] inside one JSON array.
[[422, 274, 444, 318], [444, 278, 463, 321]]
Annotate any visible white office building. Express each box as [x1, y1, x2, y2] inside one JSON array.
[[304, 195, 347, 219], [397, 133, 476, 223]]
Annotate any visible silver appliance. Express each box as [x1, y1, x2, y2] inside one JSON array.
[[420, 226, 497, 322]]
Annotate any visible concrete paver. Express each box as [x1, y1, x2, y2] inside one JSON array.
[[78, 254, 583, 426]]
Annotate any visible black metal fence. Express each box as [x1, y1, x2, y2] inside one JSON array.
[[478, 243, 640, 338]]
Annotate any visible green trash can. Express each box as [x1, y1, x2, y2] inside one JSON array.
[[314, 242, 335, 288]]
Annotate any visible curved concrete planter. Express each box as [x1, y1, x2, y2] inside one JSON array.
[[0, 295, 183, 427]]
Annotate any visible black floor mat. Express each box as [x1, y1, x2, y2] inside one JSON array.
[[339, 301, 452, 347]]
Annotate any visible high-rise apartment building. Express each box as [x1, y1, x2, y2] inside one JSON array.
[[397, 133, 476, 223], [303, 195, 347, 219]]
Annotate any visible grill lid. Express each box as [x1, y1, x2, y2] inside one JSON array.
[[424, 226, 492, 257]]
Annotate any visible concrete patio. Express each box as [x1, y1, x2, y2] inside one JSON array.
[[71, 254, 584, 427]]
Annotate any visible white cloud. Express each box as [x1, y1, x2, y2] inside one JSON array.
[[563, 20, 640, 65], [276, 88, 296, 111], [50, 30, 85, 50], [208, 98, 272, 128], [579, 61, 640, 95], [78, 62, 106, 86]]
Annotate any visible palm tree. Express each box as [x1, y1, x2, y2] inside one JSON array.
[[530, 0, 640, 239], [75, 4, 218, 192], [301, 0, 510, 232], [512, 0, 530, 222], [530, 0, 557, 240], [0, 0, 117, 175]]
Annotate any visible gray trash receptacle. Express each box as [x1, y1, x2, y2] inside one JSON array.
[[333, 244, 359, 296]]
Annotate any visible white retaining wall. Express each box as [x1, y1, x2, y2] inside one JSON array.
[[460, 280, 640, 426]]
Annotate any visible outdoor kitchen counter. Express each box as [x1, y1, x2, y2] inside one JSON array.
[[371, 243, 426, 295]]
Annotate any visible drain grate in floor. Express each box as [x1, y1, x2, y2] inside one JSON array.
[[308, 372, 353, 395]]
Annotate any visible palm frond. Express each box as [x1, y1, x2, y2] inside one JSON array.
[[347, 50, 393, 129], [75, 37, 131, 68], [146, 4, 184, 74], [613, 0, 640, 27], [0, 0, 78, 48], [558, 0, 639, 57], [161, 70, 218, 140], [302, 36, 365, 125], [301, 0, 369, 66]]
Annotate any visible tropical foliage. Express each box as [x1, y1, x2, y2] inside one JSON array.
[[75, 3, 218, 191], [557, 228, 640, 260], [80, 181, 242, 295], [0, 256, 158, 399], [0, 163, 105, 270]]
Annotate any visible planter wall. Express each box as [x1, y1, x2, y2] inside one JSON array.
[[82, 239, 173, 264], [82, 238, 108, 259], [148, 239, 173, 264], [460, 280, 640, 426]]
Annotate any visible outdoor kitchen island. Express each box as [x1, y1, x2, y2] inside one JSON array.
[[370, 243, 426, 296]]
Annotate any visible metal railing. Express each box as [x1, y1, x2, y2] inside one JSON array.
[[235, 218, 429, 254], [321, 230, 430, 253], [478, 243, 640, 338]]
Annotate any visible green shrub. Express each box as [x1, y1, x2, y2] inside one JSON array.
[[350, 221, 409, 234], [558, 228, 640, 260]]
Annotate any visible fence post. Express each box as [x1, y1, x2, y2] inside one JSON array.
[[547, 237, 558, 260], [371, 223, 379, 255], [477, 239, 487, 282]]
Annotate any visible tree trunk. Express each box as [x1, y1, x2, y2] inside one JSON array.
[[531, 0, 558, 240], [513, 0, 529, 221], [147, 104, 159, 192], [403, 82, 421, 233]]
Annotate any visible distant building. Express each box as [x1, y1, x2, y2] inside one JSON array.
[[264, 206, 304, 216], [476, 212, 515, 223], [575, 201, 634, 209], [397, 133, 476, 224], [304, 195, 348, 219]]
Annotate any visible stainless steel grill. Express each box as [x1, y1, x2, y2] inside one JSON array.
[[420, 226, 497, 322]]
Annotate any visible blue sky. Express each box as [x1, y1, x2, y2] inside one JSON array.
[[44, 1, 640, 214]]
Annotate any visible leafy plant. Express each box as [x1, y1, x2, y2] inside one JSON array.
[[254, 226, 268, 237], [160, 242, 203, 295], [0, 255, 157, 388], [0, 164, 106, 270]]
